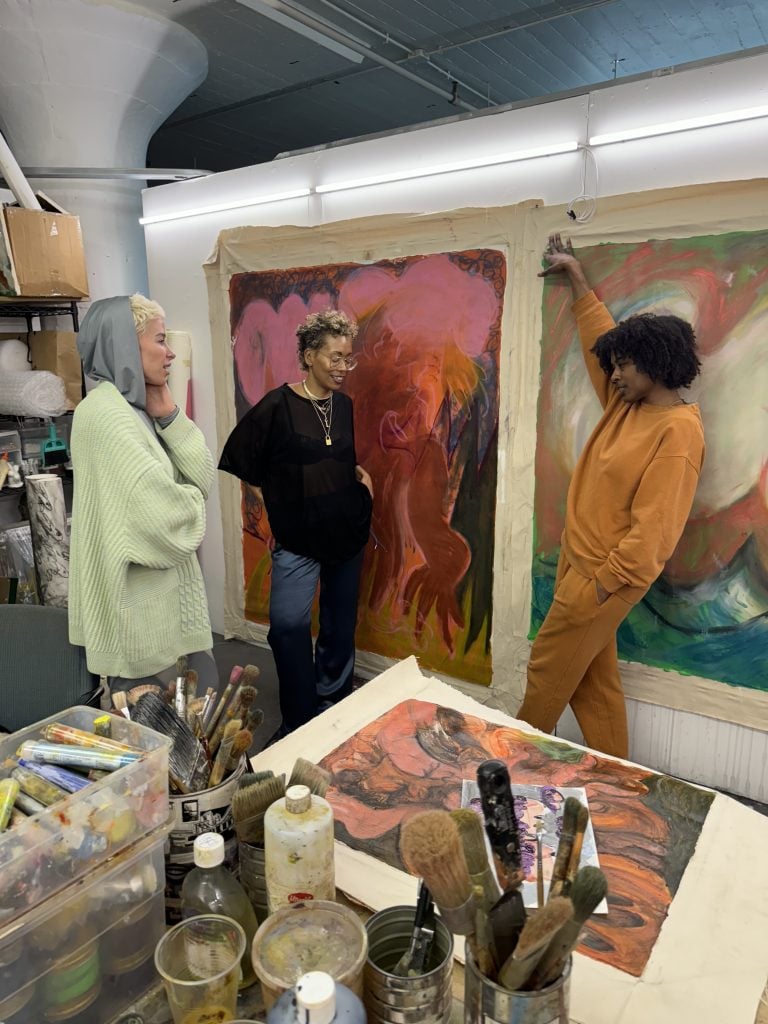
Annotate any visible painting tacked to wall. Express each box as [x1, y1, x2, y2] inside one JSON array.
[[229, 250, 504, 684], [319, 698, 714, 978], [532, 230, 768, 691]]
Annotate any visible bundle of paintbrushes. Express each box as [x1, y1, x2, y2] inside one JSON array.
[[132, 692, 211, 794], [232, 757, 330, 845], [399, 760, 608, 994]]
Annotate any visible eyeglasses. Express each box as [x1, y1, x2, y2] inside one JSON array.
[[326, 353, 358, 370]]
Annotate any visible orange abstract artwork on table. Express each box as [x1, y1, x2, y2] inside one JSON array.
[[319, 699, 714, 978], [229, 251, 504, 684]]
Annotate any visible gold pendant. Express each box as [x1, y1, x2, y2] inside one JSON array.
[[325, 436, 332, 446]]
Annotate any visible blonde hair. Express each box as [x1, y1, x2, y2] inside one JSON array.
[[129, 293, 165, 335]]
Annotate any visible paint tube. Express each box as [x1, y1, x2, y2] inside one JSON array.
[[17, 741, 140, 772], [0, 778, 19, 831], [14, 790, 46, 816], [41, 722, 139, 755], [12, 765, 68, 806], [92, 715, 112, 738], [16, 758, 91, 793]]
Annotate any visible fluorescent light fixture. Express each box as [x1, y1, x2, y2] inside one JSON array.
[[315, 141, 579, 194], [139, 188, 311, 226], [235, 0, 365, 63], [589, 103, 768, 146]]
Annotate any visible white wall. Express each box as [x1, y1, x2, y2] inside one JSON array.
[[143, 51, 768, 801]]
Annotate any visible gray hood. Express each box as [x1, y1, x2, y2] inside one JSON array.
[[77, 296, 146, 409]]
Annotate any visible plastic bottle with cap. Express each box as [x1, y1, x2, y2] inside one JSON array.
[[180, 831, 259, 988], [266, 971, 367, 1024], [264, 784, 335, 913]]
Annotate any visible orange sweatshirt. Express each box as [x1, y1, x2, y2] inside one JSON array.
[[562, 291, 705, 603]]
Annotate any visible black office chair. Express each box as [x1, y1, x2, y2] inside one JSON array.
[[0, 605, 102, 732]]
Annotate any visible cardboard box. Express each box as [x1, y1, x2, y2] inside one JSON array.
[[0, 207, 88, 298], [29, 330, 83, 408]]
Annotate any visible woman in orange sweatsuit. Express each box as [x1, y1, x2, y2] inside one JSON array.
[[517, 235, 705, 759]]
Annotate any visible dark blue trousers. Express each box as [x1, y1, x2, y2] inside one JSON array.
[[267, 545, 364, 732]]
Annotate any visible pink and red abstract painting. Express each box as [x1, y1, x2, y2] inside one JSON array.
[[229, 250, 504, 683]]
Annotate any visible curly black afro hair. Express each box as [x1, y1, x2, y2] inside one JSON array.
[[591, 313, 701, 389]]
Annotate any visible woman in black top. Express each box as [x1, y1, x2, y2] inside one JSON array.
[[219, 310, 373, 735]]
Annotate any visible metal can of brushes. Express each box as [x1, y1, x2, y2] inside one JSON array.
[[463, 949, 571, 1024], [364, 905, 454, 1024]]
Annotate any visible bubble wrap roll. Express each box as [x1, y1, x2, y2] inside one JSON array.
[[0, 370, 68, 416]]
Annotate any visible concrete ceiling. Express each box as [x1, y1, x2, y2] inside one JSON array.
[[144, 0, 768, 172]]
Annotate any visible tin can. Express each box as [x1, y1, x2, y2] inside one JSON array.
[[463, 949, 571, 1024], [364, 906, 454, 1024]]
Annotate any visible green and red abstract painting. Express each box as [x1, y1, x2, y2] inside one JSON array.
[[229, 250, 504, 684], [532, 230, 768, 690]]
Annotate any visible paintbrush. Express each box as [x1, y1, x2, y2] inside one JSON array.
[[399, 811, 478, 943], [111, 691, 131, 719], [132, 692, 210, 793], [174, 655, 188, 720], [476, 760, 527, 965], [497, 897, 573, 991], [238, 770, 274, 789], [561, 803, 589, 897], [548, 797, 582, 899], [527, 866, 608, 990], [392, 882, 437, 977], [450, 809, 501, 912], [225, 728, 252, 776], [204, 664, 243, 739], [209, 719, 241, 787], [210, 682, 256, 756], [289, 757, 331, 797], [232, 774, 286, 845], [536, 822, 545, 909]]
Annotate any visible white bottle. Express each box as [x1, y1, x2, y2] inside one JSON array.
[[264, 784, 335, 912]]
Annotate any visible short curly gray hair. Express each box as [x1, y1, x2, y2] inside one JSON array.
[[296, 309, 358, 370]]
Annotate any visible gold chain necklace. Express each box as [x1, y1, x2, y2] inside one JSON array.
[[302, 379, 333, 446]]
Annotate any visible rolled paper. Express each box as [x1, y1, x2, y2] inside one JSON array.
[[12, 765, 68, 806], [0, 778, 20, 831], [17, 758, 91, 793], [14, 790, 46, 815], [18, 741, 139, 772], [41, 723, 138, 755], [24, 473, 69, 608]]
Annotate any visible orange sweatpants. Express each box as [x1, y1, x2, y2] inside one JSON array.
[[517, 553, 634, 759]]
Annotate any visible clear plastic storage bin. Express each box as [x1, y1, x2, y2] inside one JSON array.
[[0, 706, 170, 925], [0, 823, 170, 1024]]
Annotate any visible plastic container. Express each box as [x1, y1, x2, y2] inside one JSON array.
[[0, 706, 170, 924], [264, 785, 334, 913], [267, 971, 366, 1024], [181, 832, 259, 988], [251, 899, 368, 1011], [0, 822, 170, 1024], [364, 905, 454, 1024]]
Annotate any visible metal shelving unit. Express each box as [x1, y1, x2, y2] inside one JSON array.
[[0, 297, 81, 332]]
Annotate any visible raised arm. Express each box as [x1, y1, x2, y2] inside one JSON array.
[[540, 233, 615, 409]]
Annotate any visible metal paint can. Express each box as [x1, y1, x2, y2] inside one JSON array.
[[463, 950, 571, 1024], [164, 756, 247, 924], [238, 840, 269, 923], [364, 906, 454, 1024]]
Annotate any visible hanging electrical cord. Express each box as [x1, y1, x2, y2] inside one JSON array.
[[567, 144, 599, 223]]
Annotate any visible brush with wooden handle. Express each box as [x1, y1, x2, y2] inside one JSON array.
[[497, 896, 573, 992], [204, 665, 243, 740], [476, 760, 527, 965], [210, 682, 257, 756], [561, 802, 589, 897], [548, 797, 582, 900], [450, 809, 501, 912], [208, 719, 241, 787], [527, 866, 608, 990]]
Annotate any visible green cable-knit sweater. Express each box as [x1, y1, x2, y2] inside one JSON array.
[[69, 381, 214, 678]]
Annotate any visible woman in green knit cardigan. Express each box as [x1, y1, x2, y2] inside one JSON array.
[[69, 294, 216, 686]]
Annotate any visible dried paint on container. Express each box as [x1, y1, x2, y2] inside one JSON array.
[[251, 899, 368, 1011], [264, 785, 334, 913], [463, 950, 571, 1024], [364, 905, 454, 1024]]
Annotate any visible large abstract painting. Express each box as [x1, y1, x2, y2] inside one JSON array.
[[319, 698, 713, 978], [228, 250, 504, 683], [533, 230, 768, 692]]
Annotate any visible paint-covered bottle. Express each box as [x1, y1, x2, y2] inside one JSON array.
[[267, 971, 366, 1024], [264, 785, 335, 912]]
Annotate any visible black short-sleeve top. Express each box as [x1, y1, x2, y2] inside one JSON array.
[[219, 384, 372, 564]]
